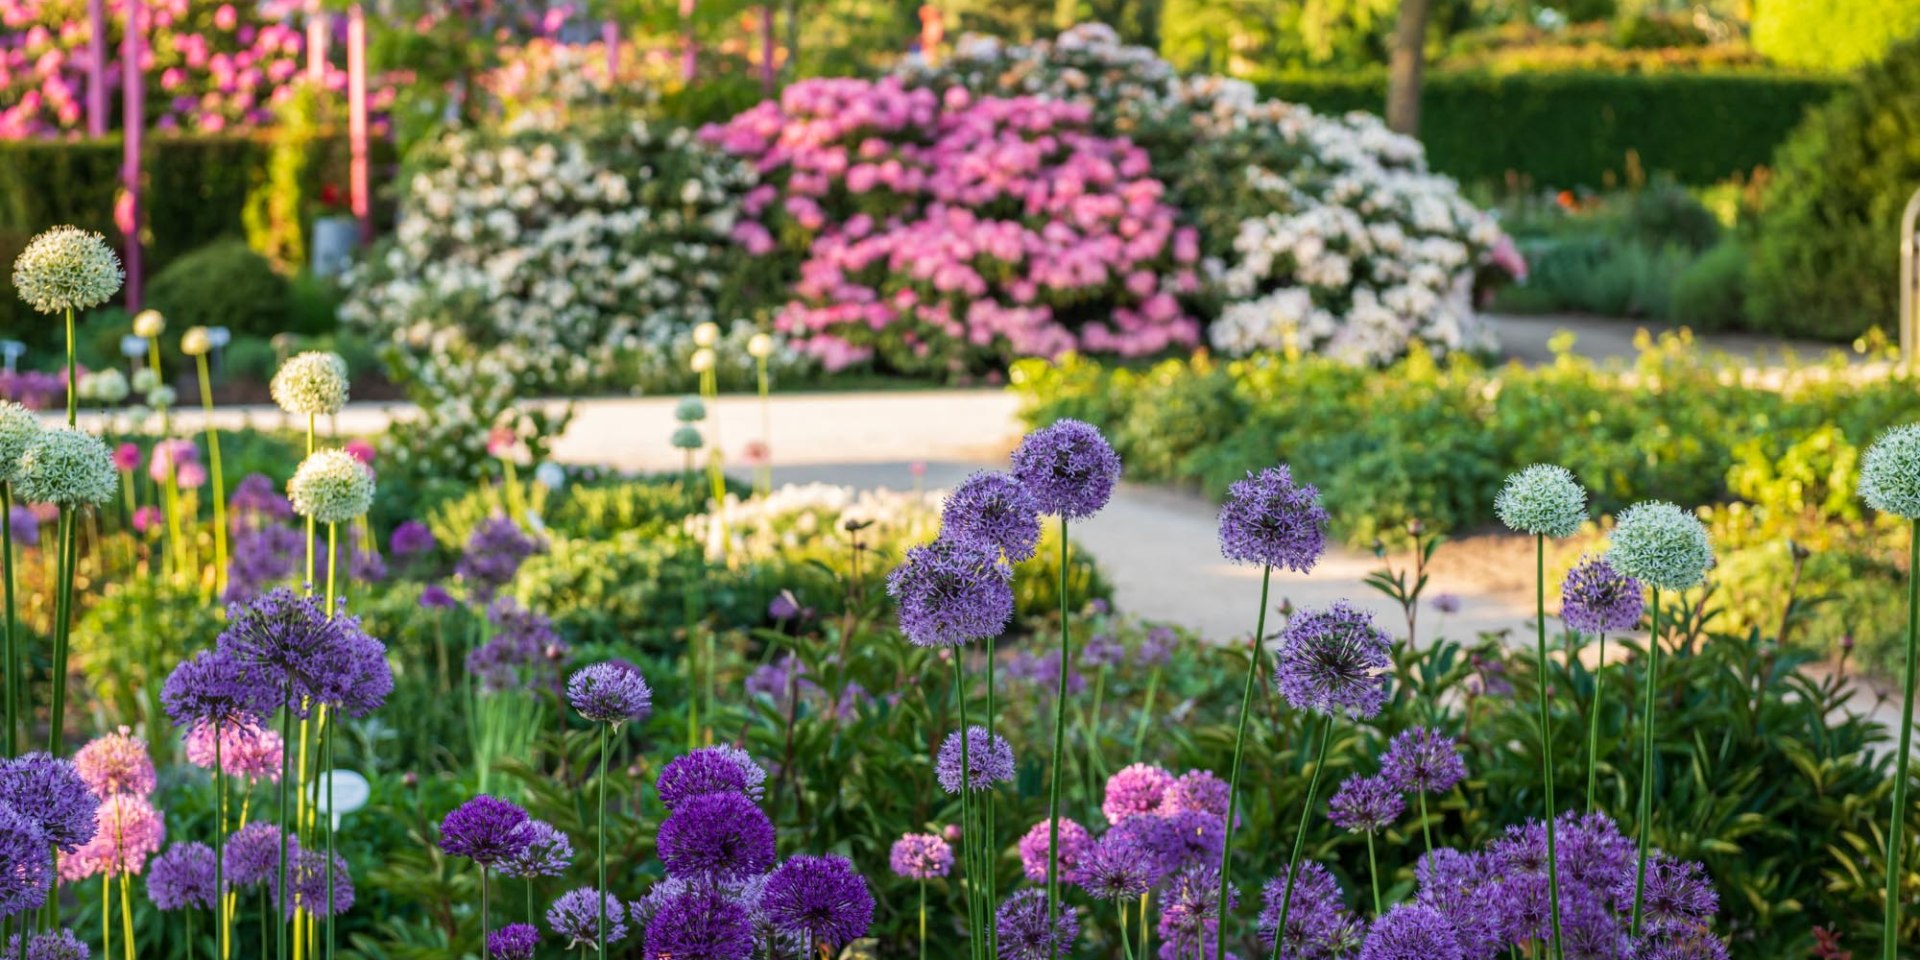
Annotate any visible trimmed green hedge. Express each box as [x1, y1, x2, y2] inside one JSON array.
[[1255, 69, 1843, 188]]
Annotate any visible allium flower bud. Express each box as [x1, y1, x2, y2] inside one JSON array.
[[180, 326, 212, 357], [690, 348, 716, 374], [692, 322, 721, 347], [132, 310, 166, 339], [747, 333, 774, 359]]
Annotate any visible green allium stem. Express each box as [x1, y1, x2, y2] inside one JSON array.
[[1116, 900, 1135, 960], [64, 307, 74, 427], [1044, 518, 1070, 932], [954, 654, 982, 959], [1419, 792, 1433, 856], [46, 509, 74, 754], [1536, 535, 1565, 960], [597, 721, 609, 956], [1366, 831, 1381, 916], [197, 353, 229, 597], [303, 413, 314, 592], [1632, 588, 1662, 935], [1885, 518, 1919, 960], [1216, 564, 1273, 960], [1267, 718, 1334, 960], [277, 680, 293, 960], [917, 880, 926, 960], [1586, 634, 1606, 814], [216, 725, 229, 960], [1131, 666, 1162, 758], [2, 484, 16, 758]]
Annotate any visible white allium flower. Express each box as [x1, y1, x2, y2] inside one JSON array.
[[78, 369, 129, 404], [146, 385, 176, 410], [288, 449, 376, 523], [689, 348, 715, 374], [132, 310, 165, 339], [674, 396, 707, 423], [271, 352, 350, 416], [671, 425, 704, 450], [180, 326, 211, 357], [692, 322, 720, 348], [11, 226, 124, 314], [0, 401, 42, 484], [1859, 424, 1920, 519], [1494, 464, 1588, 539], [747, 333, 774, 359], [14, 427, 116, 507], [1606, 501, 1714, 592], [131, 368, 159, 393]]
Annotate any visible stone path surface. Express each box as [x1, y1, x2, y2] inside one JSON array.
[[1484, 313, 1859, 367]]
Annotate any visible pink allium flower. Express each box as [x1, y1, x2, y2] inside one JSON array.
[[1101, 763, 1173, 824], [1017, 818, 1092, 884], [132, 505, 163, 534], [57, 793, 165, 880], [73, 727, 156, 798], [113, 443, 142, 472], [344, 439, 376, 466], [184, 721, 284, 784]]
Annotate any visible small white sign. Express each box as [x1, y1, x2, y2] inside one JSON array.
[[315, 770, 371, 829]]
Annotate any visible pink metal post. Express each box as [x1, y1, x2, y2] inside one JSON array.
[[347, 4, 370, 244], [681, 0, 697, 83], [119, 0, 144, 309], [87, 0, 107, 135], [307, 6, 330, 85], [602, 20, 619, 84], [760, 5, 775, 93]]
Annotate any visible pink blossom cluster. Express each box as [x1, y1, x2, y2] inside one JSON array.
[[702, 77, 1200, 372]]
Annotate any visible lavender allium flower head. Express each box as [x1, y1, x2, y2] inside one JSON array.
[[935, 726, 1016, 793], [1010, 419, 1121, 519], [270, 351, 349, 417], [389, 520, 435, 556], [887, 538, 1015, 647], [1625, 853, 1718, 937], [656, 746, 769, 809], [1217, 465, 1329, 571], [0, 401, 40, 483], [1101, 763, 1173, 823], [1328, 775, 1404, 833], [644, 887, 756, 960], [567, 662, 654, 726], [1160, 864, 1236, 938], [1164, 770, 1232, 821], [1605, 501, 1713, 592], [1273, 601, 1394, 719], [216, 588, 358, 716], [59, 794, 164, 881], [73, 727, 155, 798], [1639, 933, 1731, 960], [1153, 810, 1228, 872], [288, 450, 375, 524], [1018, 818, 1092, 884], [486, 924, 540, 960], [1360, 903, 1464, 960], [657, 791, 777, 881], [1495, 464, 1587, 539], [760, 854, 875, 948], [941, 470, 1043, 561], [4, 928, 87, 960], [14, 427, 116, 507], [312, 621, 393, 720], [0, 802, 51, 918], [1560, 556, 1645, 634], [419, 584, 457, 609], [548, 888, 629, 948], [1381, 727, 1467, 795], [438, 795, 534, 868], [272, 848, 354, 918], [1081, 633, 1125, 668], [12, 225, 123, 314], [1257, 862, 1365, 957], [1557, 887, 1630, 960], [1413, 848, 1501, 959], [162, 650, 267, 732], [496, 820, 574, 880], [995, 889, 1078, 960], [889, 833, 954, 880], [1557, 812, 1635, 896], [1859, 423, 1920, 518], [1076, 833, 1154, 901], [456, 515, 544, 600], [0, 753, 99, 851], [223, 823, 293, 888], [1138, 626, 1176, 666], [147, 842, 218, 911]]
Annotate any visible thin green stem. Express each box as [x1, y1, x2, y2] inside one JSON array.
[[1116, 901, 1134, 960], [65, 307, 75, 426], [1419, 792, 1433, 856], [954, 653, 981, 960], [46, 510, 74, 754], [216, 725, 229, 960], [917, 880, 926, 960], [1365, 831, 1381, 916], [597, 722, 610, 956], [1267, 718, 1335, 960], [986, 634, 997, 955], [1632, 589, 1662, 935], [1535, 534, 1564, 959], [197, 353, 229, 598], [324, 720, 336, 960], [1586, 634, 1606, 814], [277, 682, 293, 960], [303, 414, 314, 591], [480, 866, 491, 960], [2, 484, 15, 759], [1131, 667, 1161, 757], [1885, 518, 1918, 960], [1216, 564, 1273, 960], [1044, 518, 1070, 930]]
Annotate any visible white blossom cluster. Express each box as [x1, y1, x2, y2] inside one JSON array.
[[684, 483, 942, 563]]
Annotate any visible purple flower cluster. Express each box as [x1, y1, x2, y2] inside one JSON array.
[[1077, 831, 1156, 902], [887, 538, 1015, 648], [1157, 865, 1235, 959], [644, 887, 756, 960], [3, 928, 86, 960], [1017, 818, 1093, 884], [1273, 601, 1394, 719], [934, 725, 1016, 794], [455, 515, 544, 602], [566, 662, 653, 726], [486, 924, 539, 960], [1217, 465, 1329, 572], [147, 842, 218, 911], [656, 746, 768, 809], [1380, 727, 1467, 795], [216, 587, 392, 719], [223, 524, 304, 604], [389, 520, 436, 557], [548, 888, 631, 949], [438, 795, 534, 868], [1560, 556, 1645, 635], [1010, 419, 1121, 520], [1362, 903, 1462, 960], [996, 888, 1079, 960], [656, 792, 778, 881], [1102, 762, 1174, 823], [496, 821, 574, 880], [224, 823, 291, 888], [161, 649, 268, 733], [759, 854, 875, 949], [467, 599, 569, 694], [0, 752, 100, 852], [270, 848, 354, 918], [888, 833, 954, 880], [0, 801, 52, 918], [1257, 862, 1366, 958], [940, 470, 1043, 562], [1328, 775, 1404, 834]]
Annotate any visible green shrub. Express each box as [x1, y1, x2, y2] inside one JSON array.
[[1752, 0, 1920, 73], [1748, 35, 1920, 341], [1669, 239, 1750, 331], [144, 239, 294, 342]]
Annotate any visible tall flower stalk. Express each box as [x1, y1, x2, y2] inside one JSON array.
[[184, 327, 230, 597], [16, 427, 116, 756], [270, 351, 349, 591], [1560, 556, 1644, 812], [0, 402, 38, 759], [566, 662, 651, 956], [440, 796, 536, 959], [1857, 424, 1920, 959]]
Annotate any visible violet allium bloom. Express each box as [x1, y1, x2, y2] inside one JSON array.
[[72, 727, 156, 798], [1381, 727, 1468, 795], [657, 791, 778, 881], [1151, 810, 1228, 874], [995, 889, 1079, 960], [644, 887, 756, 960], [548, 888, 629, 949], [1559, 556, 1645, 635], [1217, 465, 1329, 572], [0, 802, 51, 919], [1010, 419, 1121, 519], [761, 855, 874, 949], [1164, 770, 1233, 823], [184, 722, 284, 784], [0, 753, 99, 851], [228, 473, 292, 524], [147, 842, 218, 911], [350, 549, 387, 583], [456, 514, 544, 601], [1430, 593, 1462, 615], [567, 662, 653, 726], [1328, 775, 1404, 834], [1257, 862, 1366, 958], [419, 584, 457, 609], [1081, 633, 1126, 669], [223, 823, 293, 888], [1101, 762, 1173, 823], [887, 538, 1015, 648], [1626, 853, 1718, 937], [1159, 864, 1236, 940], [271, 848, 354, 918], [656, 746, 770, 809], [935, 725, 1016, 794], [1557, 812, 1635, 899], [889, 833, 954, 880], [496, 821, 574, 880], [4, 929, 87, 960], [941, 470, 1043, 562], [1413, 849, 1502, 960], [161, 650, 268, 733], [58, 794, 165, 881], [1137, 626, 1176, 666], [468, 599, 569, 694], [486, 924, 539, 960], [216, 588, 365, 717], [388, 520, 435, 556], [1557, 887, 1631, 960], [1359, 903, 1463, 960], [438, 795, 534, 868], [768, 591, 802, 620], [1077, 832, 1155, 901], [1273, 601, 1394, 719], [8, 506, 36, 547], [222, 525, 303, 605], [1017, 818, 1092, 884]]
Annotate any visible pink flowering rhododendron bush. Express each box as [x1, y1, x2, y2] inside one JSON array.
[[700, 77, 1204, 374]]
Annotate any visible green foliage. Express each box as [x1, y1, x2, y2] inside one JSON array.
[[1751, 0, 1920, 73], [1749, 35, 1920, 341], [1669, 238, 1750, 331], [145, 240, 295, 340], [1492, 179, 1729, 322]]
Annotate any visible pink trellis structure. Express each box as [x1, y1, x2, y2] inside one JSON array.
[[347, 4, 370, 244], [117, 0, 144, 309], [87, 0, 107, 134]]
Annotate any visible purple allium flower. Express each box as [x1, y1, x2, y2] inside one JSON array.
[[768, 591, 801, 620], [1137, 626, 1176, 666], [644, 887, 756, 960], [935, 726, 1016, 794], [1076, 832, 1154, 901], [656, 791, 778, 881], [222, 524, 303, 605], [1560, 556, 1645, 635], [1217, 465, 1328, 572], [487, 924, 539, 960], [1017, 818, 1092, 884], [72, 727, 155, 798], [887, 538, 1015, 648], [1257, 862, 1365, 958], [941, 470, 1043, 562], [467, 599, 569, 694], [1557, 886, 1630, 960], [0, 802, 51, 919], [548, 888, 629, 949], [438, 795, 534, 868], [1273, 601, 1394, 719], [1626, 853, 1718, 937], [1328, 775, 1404, 834], [761, 854, 874, 949], [1159, 864, 1235, 940], [4, 928, 87, 960], [420, 583, 457, 609], [229, 473, 292, 522], [1101, 762, 1173, 824], [1639, 932, 1731, 960], [1081, 633, 1126, 669], [1010, 419, 1121, 520], [0, 753, 99, 851], [656, 746, 769, 809], [1151, 810, 1228, 874], [350, 549, 386, 583], [456, 515, 544, 601], [147, 842, 218, 911], [567, 662, 653, 726], [1430, 593, 1462, 615], [1359, 903, 1463, 960], [271, 848, 354, 918], [889, 833, 953, 880], [8, 506, 37, 547], [995, 888, 1078, 960], [161, 650, 268, 732], [216, 587, 390, 719], [497, 820, 574, 880], [1413, 849, 1501, 960], [1381, 727, 1467, 795], [388, 520, 435, 556], [1163, 770, 1233, 824], [223, 823, 293, 888]]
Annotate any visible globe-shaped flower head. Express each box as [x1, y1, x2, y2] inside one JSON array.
[[14, 427, 115, 507], [1076, 832, 1154, 902], [1328, 775, 1404, 834], [1218, 465, 1329, 572], [670, 425, 704, 451], [547, 888, 629, 949], [161, 650, 269, 733], [934, 725, 1015, 794], [644, 887, 755, 960], [996, 888, 1079, 960], [760, 854, 875, 949], [1559, 556, 1644, 634], [655, 791, 777, 881], [885, 538, 1014, 647], [1860, 423, 1920, 519], [73, 727, 156, 797], [222, 823, 293, 888], [270, 352, 349, 417], [180, 326, 212, 358], [941, 470, 1043, 562], [566, 662, 652, 726], [1380, 727, 1467, 795], [0, 401, 40, 484], [147, 842, 218, 911], [1359, 903, 1463, 960], [1017, 818, 1093, 884], [674, 396, 707, 423], [288, 450, 375, 524], [486, 924, 540, 960], [1273, 601, 1394, 719], [0, 802, 51, 919], [5, 928, 88, 960], [496, 821, 574, 880], [1101, 763, 1172, 824], [1605, 501, 1714, 592], [1495, 464, 1587, 539], [0, 754, 98, 852], [889, 833, 953, 880], [131, 310, 165, 339], [1010, 419, 1121, 520], [655, 746, 768, 809], [12, 226, 123, 314], [438, 795, 534, 868]]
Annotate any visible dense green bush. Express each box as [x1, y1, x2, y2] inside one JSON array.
[[1752, 0, 1920, 72], [1670, 238, 1750, 331], [144, 240, 295, 339], [1748, 35, 1920, 341]]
